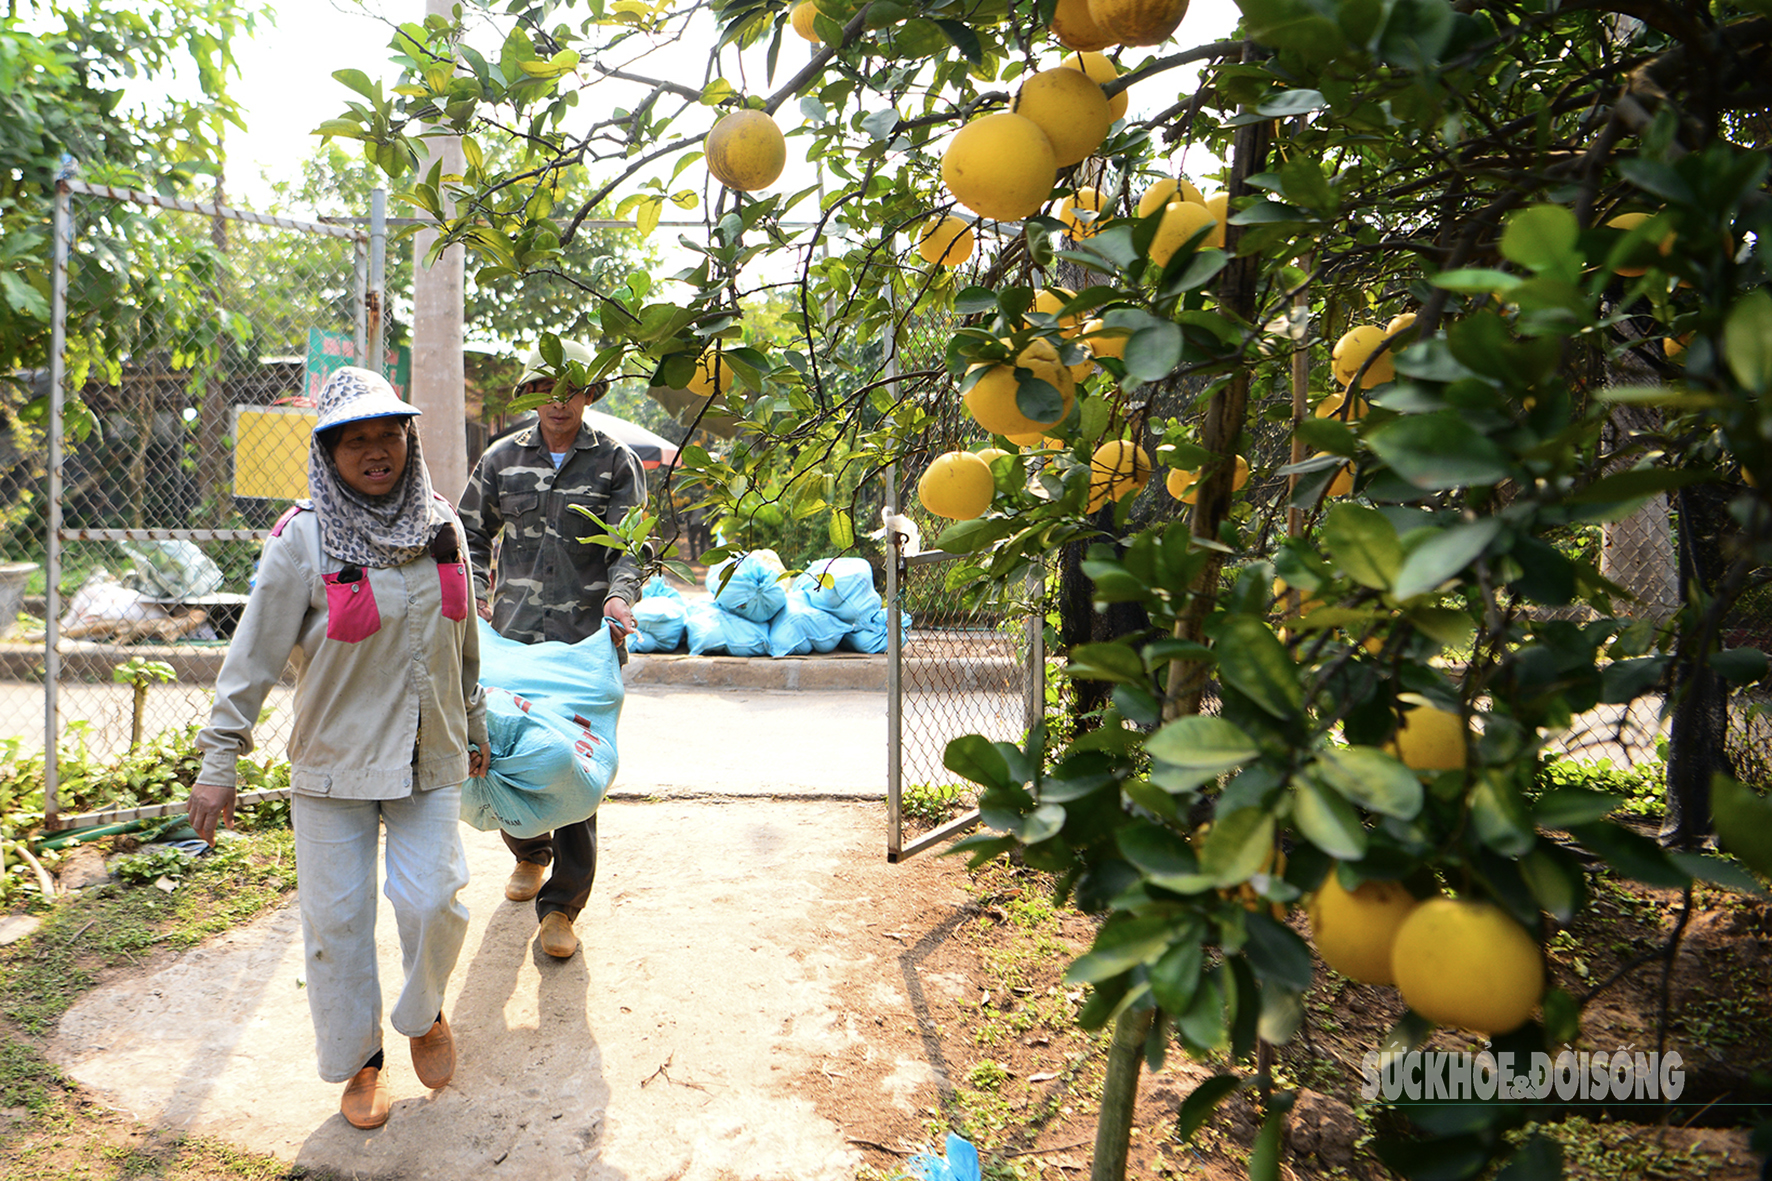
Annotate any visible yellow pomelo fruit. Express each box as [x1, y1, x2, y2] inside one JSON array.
[[1200, 191, 1228, 247], [1308, 872, 1421, 985], [705, 109, 787, 192], [1332, 325, 1395, 388], [1057, 186, 1109, 239], [964, 337, 1077, 437], [1087, 439, 1151, 511], [1273, 577, 1324, 618], [1605, 211, 1668, 277], [686, 351, 731, 399], [1012, 68, 1112, 167], [1386, 311, 1417, 339], [1086, 0, 1188, 46], [1062, 51, 1127, 121], [1137, 176, 1205, 218], [1314, 390, 1370, 421], [1326, 459, 1354, 497], [1165, 454, 1246, 504], [917, 215, 975, 266], [1033, 287, 1084, 337], [918, 451, 996, 520], [1165, 466, 1197, 502], [1391, 900, 1545, 1035], [1148, 199, 1215, 267], [1009, 432, 1068, 449], [1664, 332, 1691, 361], [1051, 0, 1117, 51], [942, 113, 1058, 222], [1082, 318, 1128, 359], [790, 1, 821, 42], [975, 446, 1010, 465], [1386, 705, 1467, 771]]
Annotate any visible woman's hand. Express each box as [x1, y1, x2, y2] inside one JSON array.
[[188, 782, 237, 846], [468, 745, 490, 778]]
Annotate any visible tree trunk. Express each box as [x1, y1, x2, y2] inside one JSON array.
[[1662, 483, 1738, 845], [1091, 1007, 1155, 1181]]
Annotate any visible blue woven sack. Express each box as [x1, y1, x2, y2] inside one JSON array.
[[631, 575, 686, 653], [461, 619, 622, 838], [707, 549, 789, 622]]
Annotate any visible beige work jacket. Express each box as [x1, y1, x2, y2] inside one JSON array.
[[197, 506, 488, 798]]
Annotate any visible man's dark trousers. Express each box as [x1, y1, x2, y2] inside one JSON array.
[[504, 817, 597, 921]]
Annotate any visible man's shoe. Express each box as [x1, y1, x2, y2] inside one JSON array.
[[505, 861, 546, 902], [538, 911, 578, 959], [340, 1066, 391, 1128], [410, 1015, 455, 1090]]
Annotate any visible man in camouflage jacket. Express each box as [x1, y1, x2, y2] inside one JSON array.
[[458, 348, 646, 960]]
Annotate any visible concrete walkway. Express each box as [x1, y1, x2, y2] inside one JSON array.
[[42, 679, 983, 1179]]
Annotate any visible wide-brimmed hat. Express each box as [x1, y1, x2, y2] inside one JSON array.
[[516, 339, 605, 397], [313, 367, 420, 435]]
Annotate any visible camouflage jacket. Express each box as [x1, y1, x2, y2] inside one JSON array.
[[458, 420, 648, 645]]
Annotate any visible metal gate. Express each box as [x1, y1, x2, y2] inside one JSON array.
[[20, 179, 385, 829], [885, 540, 1046, 861]]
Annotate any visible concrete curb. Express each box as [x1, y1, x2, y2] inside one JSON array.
[[0, 642, 1023, 694]]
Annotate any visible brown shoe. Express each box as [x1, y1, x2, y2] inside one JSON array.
[[538, 911, 578, 959], [410, 1015, 455, 1090], [505, 861, 546, 902], [340, 1065, 390, 1128]]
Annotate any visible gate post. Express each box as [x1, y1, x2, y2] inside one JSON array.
[[44, 180, 72, 827]]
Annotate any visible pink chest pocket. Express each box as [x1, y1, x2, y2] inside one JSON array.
[[324, 567, 382, 642], [437, 560, 468, 621]]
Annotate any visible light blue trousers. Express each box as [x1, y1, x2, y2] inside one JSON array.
[[292, 786, 470, 1083]]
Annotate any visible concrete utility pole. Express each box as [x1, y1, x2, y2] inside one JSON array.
[[410, 0, 468, 499]]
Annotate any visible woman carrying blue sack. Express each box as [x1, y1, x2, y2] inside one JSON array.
[[186, 367, 489, 1130]]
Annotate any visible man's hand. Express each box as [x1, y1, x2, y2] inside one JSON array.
[[187, 782, 237, 847], [476, 597, 493, 621], [603, 596, 636, 640], [468, 744, 490, 778]]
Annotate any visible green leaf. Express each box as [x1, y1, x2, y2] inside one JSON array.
[[1724, 288, 1772, 393], [1243, 911, 1315, 990], [1314, 747, 1424, 819], [1567, 466, 1709, 506], [1533, 788, 1622, 828], [1366, 411, 1511, 490], [1392, 519, 1501, 600], [1430, 268, 1522, 295], [1520, 845, 1584, 923], [332, 68, 379, 100], [1150, 936, 1206, 1012], [1711, 775, 1772, 876], [1067, 641, 1147, 685], [1500, 204, 1579, 274], [944, 734, 1012, 789], [1200, 807, 1276, 888], [1248, 1092, 1290, 1181], [931, 18, 984, 63], [1570, 821, 1691, 888], [1174, 1074, 1240, 1142], [1175, 966, 1228, 1051], [1666, 851, 1766, 896], [1322, 504, 1401, 590], [1064, 914, 1176, 984], [1124, 321, 1183, 383], [1146, 716, 1259, 771], [1257, 982, 1306, 1045], [1212, 615, 1303, 720], [1118, 821, 1207, 889], [1258, 88, 1328, 116], [1472, 771, 1535, 857], [1292, 776, 1369, 860]]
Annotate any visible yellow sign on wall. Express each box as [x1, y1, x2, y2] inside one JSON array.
[[233, 405, 315, 500]]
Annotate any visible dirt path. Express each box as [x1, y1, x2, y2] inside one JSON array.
[[47, 801, 975, 1179]]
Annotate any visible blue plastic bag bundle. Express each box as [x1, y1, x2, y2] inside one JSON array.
[[461, 619, 623, 838], [841, 607, 913, 654], [767, 590, 851, 657], [794, 557, 880, 624], [707, 549, 789, 622], [630, 575, 687, 653], [684, 598, 770, 656]]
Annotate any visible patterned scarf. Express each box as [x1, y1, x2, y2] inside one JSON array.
[[307, 418, 446, 568]]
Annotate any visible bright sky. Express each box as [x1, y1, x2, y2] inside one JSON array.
[[224, 0, 1246, 217]]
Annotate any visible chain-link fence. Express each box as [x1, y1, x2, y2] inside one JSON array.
[[1, 181, 373, 826]]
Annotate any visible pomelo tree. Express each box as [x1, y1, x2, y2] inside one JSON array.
[[329, 0, 1771, 1175]]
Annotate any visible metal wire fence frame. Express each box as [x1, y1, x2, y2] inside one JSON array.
[[36, 179, 383, 829]]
